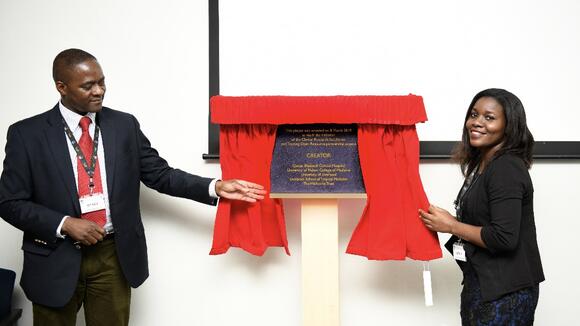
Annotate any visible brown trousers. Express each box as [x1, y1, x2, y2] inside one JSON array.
[[33, 237, 131, 326]]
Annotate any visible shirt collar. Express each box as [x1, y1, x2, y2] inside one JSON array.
[[58, 101, 97, 131]]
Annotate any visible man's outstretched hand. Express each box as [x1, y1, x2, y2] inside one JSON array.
[[215, 179, 267, 203]]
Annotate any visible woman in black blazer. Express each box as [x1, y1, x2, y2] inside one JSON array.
[[419, 88, 544, 325]]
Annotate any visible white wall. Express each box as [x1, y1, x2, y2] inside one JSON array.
[[0, 1, 578, 325]]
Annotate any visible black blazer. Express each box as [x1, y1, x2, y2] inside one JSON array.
[[445, 154, 544, 301], [0, 105, 217, 307]]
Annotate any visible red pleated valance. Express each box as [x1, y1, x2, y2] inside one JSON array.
[[211, 95, 427, 125]]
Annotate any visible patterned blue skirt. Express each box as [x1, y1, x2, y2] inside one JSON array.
[[460, 264, 539, 326]]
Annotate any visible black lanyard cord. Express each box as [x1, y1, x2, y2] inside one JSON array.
[[62, 118, 100, 190], [453, 165, 480, 222]]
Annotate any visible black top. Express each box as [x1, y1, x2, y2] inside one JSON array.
[[445, 153, 545, 301]]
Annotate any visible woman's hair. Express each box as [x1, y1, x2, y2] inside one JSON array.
[[453, 88, 534, 176]]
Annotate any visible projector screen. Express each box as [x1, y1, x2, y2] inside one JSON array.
[[217, 0, 580, 142]]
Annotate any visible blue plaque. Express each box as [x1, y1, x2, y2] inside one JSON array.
[[270, 124, 365, 195]]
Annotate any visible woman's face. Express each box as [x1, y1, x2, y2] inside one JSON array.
[[465, 96, 506, 153]]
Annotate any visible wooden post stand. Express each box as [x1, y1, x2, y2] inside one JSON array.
[[301, 199, 339, 326], [272, 194, 366, 326]]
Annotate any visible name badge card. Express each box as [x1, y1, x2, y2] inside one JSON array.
[[453, 241, 467, 262], [79, 193, 106, 214]]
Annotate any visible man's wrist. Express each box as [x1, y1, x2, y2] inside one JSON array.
[[209, 178, 220, 198], [56, 216, 69, 238]]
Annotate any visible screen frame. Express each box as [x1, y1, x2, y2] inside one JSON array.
[[203, 0, 580, 160]]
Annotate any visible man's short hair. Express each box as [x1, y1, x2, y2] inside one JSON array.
[[52, 48, 97, 82]]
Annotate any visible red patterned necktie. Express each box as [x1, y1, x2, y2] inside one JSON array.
[[77, 116, 106, 227]]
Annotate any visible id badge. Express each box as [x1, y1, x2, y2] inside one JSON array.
[[453, 241, 467, 262], [79, 193, 106, 213]]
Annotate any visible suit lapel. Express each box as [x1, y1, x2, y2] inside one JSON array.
[[97, 108, 117, 199], [44, 105, 81, 214]]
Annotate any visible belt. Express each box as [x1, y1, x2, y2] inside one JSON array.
[[73, 232, 115, 249], [103, 231, 115, 241]]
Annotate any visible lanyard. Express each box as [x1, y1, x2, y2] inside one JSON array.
[[62, 118, 100, 193], [453, 166, 480, 223]]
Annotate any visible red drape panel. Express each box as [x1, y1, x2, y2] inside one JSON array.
[[210, 124, 289, 256], [347, 125, 442, 260]]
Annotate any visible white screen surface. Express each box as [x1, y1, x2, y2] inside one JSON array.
[[219, 0, 580, 141]]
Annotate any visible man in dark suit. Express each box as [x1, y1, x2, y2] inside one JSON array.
[[0, 48, 265, 325]]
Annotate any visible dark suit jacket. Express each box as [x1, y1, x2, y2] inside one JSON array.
[[0, 105, 217, 307], [445, 154, 544, 302]]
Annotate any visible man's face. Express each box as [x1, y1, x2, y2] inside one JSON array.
[[56, 59, 106, 114]]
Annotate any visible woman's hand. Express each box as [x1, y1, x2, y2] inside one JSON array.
[[420, 205, 487, 248], [419, 205, 457, 234]]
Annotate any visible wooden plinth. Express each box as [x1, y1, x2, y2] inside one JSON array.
[[270, 193, 365, 326], [301, 199, 339, 326]]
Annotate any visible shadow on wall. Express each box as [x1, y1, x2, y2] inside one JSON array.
[[138, 187, 215, 235], [139, 186, 294, 274], [217, 199, 303, 275], [336, 198, 462, 306]]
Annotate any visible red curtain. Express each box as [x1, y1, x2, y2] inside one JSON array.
[[210, 124, 289, 256], [346, 125, 442, 260], [210, 95, 441, 261]]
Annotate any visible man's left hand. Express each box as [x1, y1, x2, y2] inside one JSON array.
[[216, 179, 267, 203]]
